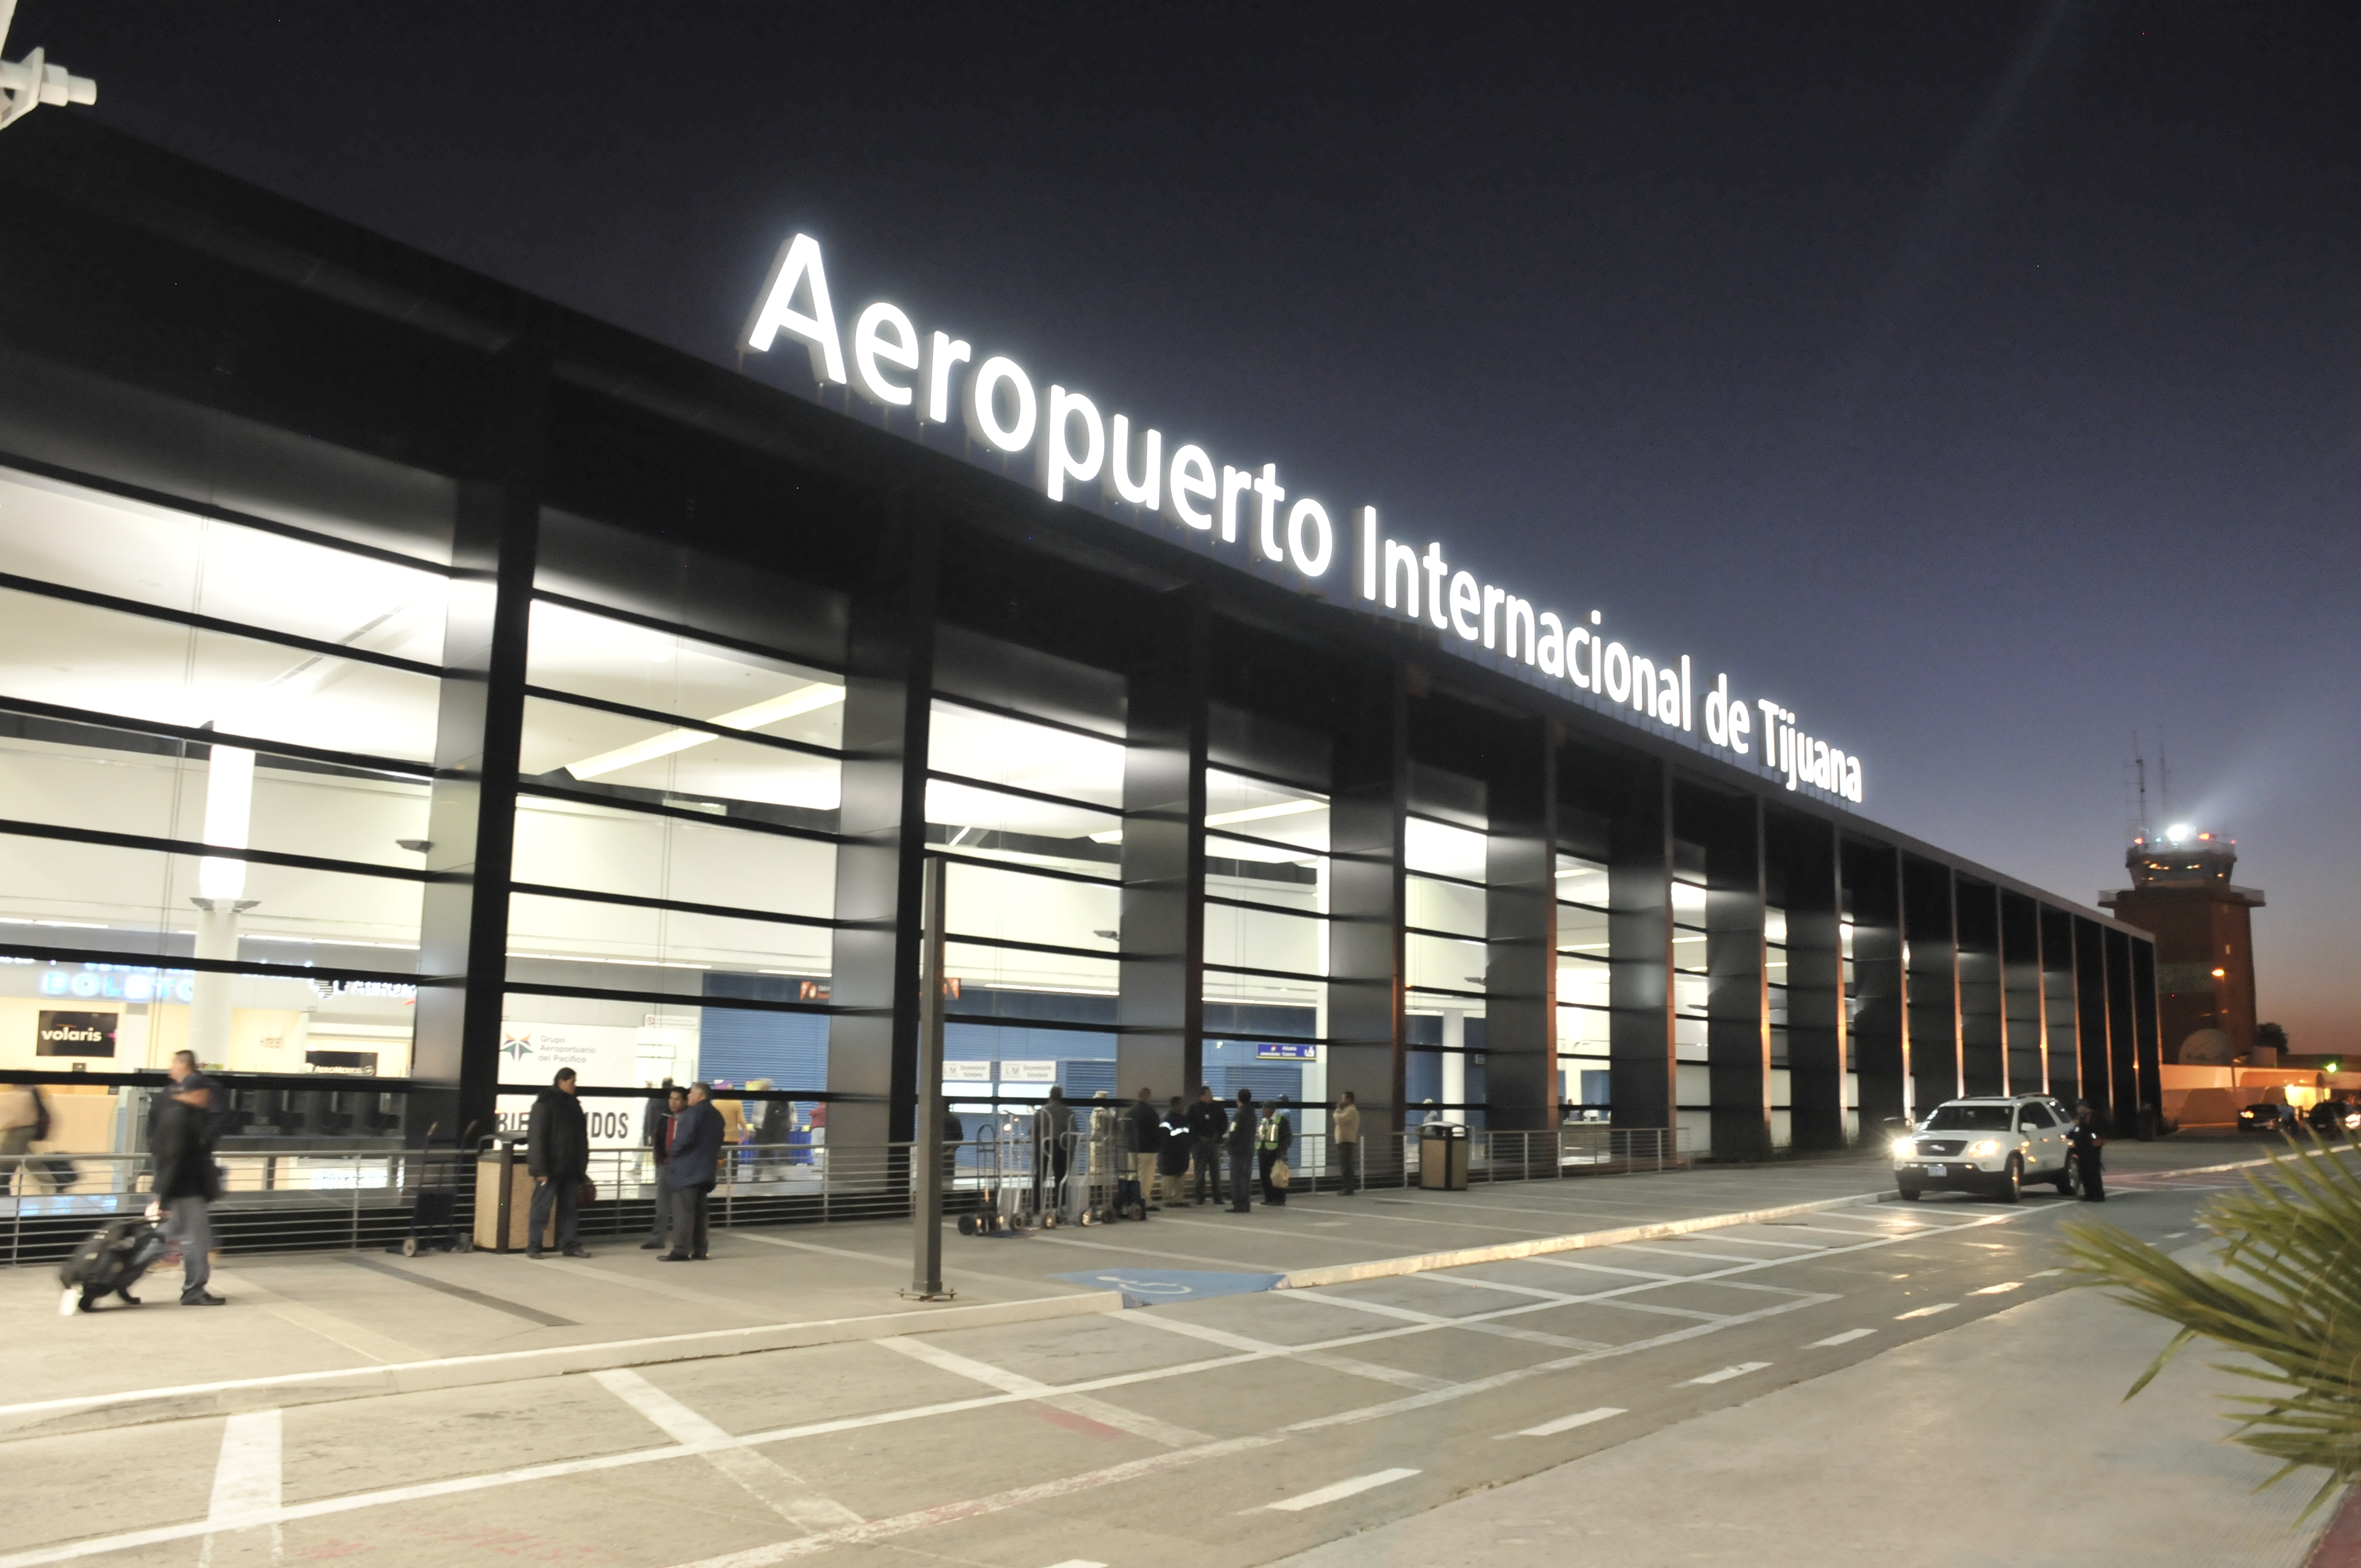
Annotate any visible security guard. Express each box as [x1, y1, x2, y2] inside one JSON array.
[[2066, 1103, 2106, 1202]]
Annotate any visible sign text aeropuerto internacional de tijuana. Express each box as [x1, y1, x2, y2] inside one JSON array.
[[742, 233, 1865, 804]]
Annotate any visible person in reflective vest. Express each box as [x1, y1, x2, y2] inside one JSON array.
[[1258, 1097, 1294, 1206]]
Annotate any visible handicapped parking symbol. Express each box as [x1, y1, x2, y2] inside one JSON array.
[[1051, 1267, 1286, 1306]]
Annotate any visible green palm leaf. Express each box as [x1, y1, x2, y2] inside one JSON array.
[[2058, 1132, 2361, 1521]]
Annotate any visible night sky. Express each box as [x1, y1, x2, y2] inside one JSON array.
[[13, 3, 2357, 1051]]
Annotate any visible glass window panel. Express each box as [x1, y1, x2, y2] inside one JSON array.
[[1, 962, 420, 1075], [1764, 906, 1789, 945], [1203, 902, 1324, 979], [1558, 902, 1610, 955], [1558, 959, 1611, 1009], [1671, 880, 1708, 922], [1202, 964, 1322, 1010], [945, 939, 1118, 997], [520, 696, 840, 812], [1767, 950, 1789, 988], [1557, 1005, 1611, 1051], [926, 778, 1122, 850], [1555, 854, 1609, 908], [1674, 973, 1709, 1016], [0, 729, 429, 872], [1408, 874, 1484, 938], [525, 600, 844, 754], [928, 700, 1125, 810], [0, 586, 442, 763], [496, 992, 709, 1099], [946, 859, 1120, 952], [1204, 769, 1330, 854], [1405, 815, 1487, 880], [0, 833, 421, 966], [1408, 929, 1486, 995], [1673, 930, 1707, 965], [507, 891, 831, 981], [0, 467, 449, 661], [512, 796, 836, 921]]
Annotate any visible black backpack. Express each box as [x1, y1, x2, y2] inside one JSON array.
[[59, 1217, 167, 1298]]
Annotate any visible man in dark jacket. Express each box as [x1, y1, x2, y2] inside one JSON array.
[[640, 1086, 686, 1250], [152, 1080, 225, 1305], [2067, 1103, 2107, 1202], [1225, 1089, 1258, 1214], [1157, 1096, 1193, 1205], [1186, 1085, 1228, 1207], [525, 1068, 592, 1259], [662, 1082, 725, 1261], [1127, 1087, 1163, 1212]]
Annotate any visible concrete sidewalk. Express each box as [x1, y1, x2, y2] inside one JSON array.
[[0, 1137, 2266, 1441]]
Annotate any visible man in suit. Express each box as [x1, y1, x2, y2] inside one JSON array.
[[662, 1082, 724, 1261], [525, 1068, 592, 1260], [640, 1086, 687, 1250]]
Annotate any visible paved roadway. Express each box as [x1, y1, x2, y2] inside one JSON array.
[[0, 1146, 2330, 1568]]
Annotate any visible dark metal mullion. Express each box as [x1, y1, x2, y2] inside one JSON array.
[[1202, 960, 1328, 984], [942, 1012, 1151, 1036], [927, 767, 1128, 820], [513, 780, 846, 846], [0, 816, 429, 881], [945, 931, 1120, 963], [928, 690, 1128, 748], [937, 849, 1121, 889], [501, 979, 883, 1019], [521, 684, 845, 763], [1205, 826, 1329, 861], [508, 880, 864, 932], [1405, 867, 1488, 892], [0, 693, 433, 780], [1403, 923, 1486, 943], [0, 569, 445, 678], [1201, 892, 1341, 921], [0, 939, 448, 986]]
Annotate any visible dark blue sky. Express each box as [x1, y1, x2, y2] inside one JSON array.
[[18, 2, 2357, 1049]]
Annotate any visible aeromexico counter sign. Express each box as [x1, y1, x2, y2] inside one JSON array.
[[744, 233, 1865, 804]]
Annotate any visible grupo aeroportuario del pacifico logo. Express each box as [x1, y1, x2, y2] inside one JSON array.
[[742, 233, 1864, 805]]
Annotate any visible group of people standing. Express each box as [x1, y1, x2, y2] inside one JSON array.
[[1031, 1083, 1364, 1213], [521, 1069, 727, 1260]]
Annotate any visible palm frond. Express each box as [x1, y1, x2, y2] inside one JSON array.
[[2058, 1131, 2361, 1521]]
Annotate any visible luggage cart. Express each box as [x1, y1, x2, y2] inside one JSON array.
[[390, 1120, 475, 1256], [957, 1121, 1032, 1237]]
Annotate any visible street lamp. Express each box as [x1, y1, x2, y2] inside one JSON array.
[[0, 0, 97, 132]]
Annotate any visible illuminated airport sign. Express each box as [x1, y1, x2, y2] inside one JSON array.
[[744, 235, 1864, 803]]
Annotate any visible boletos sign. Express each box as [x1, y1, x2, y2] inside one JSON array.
[[744, 233, 1865, 804]]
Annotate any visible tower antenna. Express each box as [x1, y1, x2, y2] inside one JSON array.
[[2131, 732, 2148, 842]]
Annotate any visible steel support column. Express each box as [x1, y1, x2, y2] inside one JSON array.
[[1607, 755, 1675, 1132], [1690, 785, 1768, 1162], [1956, 878, 2003, 1097], [1845, 837, 1906, 1136], [1903, 856, 1961, 1115], [1776, 810, 1846, 1152], [1117, 587, 1209, 1104], [1326, 662, 1408, 1135], [1483, 718, 1558, 1134]]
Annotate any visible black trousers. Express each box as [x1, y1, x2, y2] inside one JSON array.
[[669, 1181, 712, 1256], [1227, 1144, 1255, 1211], [527, 1175, 580, 1253], [2079, 1155, 2106, 1201], [1194, 1137, 1223, 1202], [1338, 1142, 1361, 1195], [645, 1164, 673, 1243]]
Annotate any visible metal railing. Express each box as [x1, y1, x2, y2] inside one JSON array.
[[3, 1123, 1685, 1266]]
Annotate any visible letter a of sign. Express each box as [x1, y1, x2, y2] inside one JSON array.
[[743, 232, 846, 386]]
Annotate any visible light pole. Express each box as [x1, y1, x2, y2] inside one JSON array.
[[905, 853, 954, 1299]]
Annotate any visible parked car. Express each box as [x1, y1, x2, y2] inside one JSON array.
[[1891, 1096, 2079, 1202], [2238, 1101, 2295, 1133], [2306, 1098, 2361, 1135]]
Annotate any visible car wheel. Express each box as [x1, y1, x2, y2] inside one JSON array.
[[2052, 1159, 2076, 1195], [1898, 1183, 1922, 1202], [1995, 1156, 2021, 1204]]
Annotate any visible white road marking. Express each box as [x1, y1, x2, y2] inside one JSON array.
[[207, 1409, 281, 1523], [1617, 1243, 1786, 1265], [1807, 1329, 1875, 1347], [1682, 1362, 1770, 1385], [1042, 1561, 1107, 1568], [594, 1368, 861, 1529], [1262, 1468, 1421, 1511], [1897, 1303, 1957, 1319], [1697, 1234, 1824, 1250], [1120, 1309, 1456, 1392], [1505, 1406, 1625, 1438], [1282, 1286, 1611, 1351], [876, 1334, 1212, 1446], [1972, 1282, 2022, 1295], [2030, 1268, 2065, 1278], [1521, 1257, 1680, 1281]]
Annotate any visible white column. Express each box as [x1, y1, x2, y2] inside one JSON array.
[[189, 745, 257, 1068]]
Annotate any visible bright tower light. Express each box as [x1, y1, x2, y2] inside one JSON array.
[[2167, 823, 2193, 843]]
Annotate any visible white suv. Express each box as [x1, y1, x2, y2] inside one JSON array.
[[1892, 1095, 2080, 1202]]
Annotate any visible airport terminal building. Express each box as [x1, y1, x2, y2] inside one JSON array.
[[0, 119, 2163, 1168]]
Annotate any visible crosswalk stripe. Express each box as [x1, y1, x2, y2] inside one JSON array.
[[1682, 1362, 1770, 1385], [1264, 1468, 1421, 1511], [1505, 1406, 1626, 1438]]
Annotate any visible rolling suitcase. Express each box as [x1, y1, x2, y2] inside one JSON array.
[[58, 1216, 168, 1314]]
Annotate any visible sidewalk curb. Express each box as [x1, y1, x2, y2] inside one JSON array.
[[1274, 1191, 1892, 1289], [0, 1289, 1122, 1439]]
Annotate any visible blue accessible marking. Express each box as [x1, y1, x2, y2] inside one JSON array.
[[1052, 1268, 1285, 1307]]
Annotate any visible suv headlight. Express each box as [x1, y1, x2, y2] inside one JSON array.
[[1967, 1139, 2000, 1157], [1890, 1138, 1916, 1160]]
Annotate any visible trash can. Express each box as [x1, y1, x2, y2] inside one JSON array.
[[1418, 1122, 1470, 1191]]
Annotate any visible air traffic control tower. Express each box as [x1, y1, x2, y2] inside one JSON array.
[[2102, 830, 2265, 1065]]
